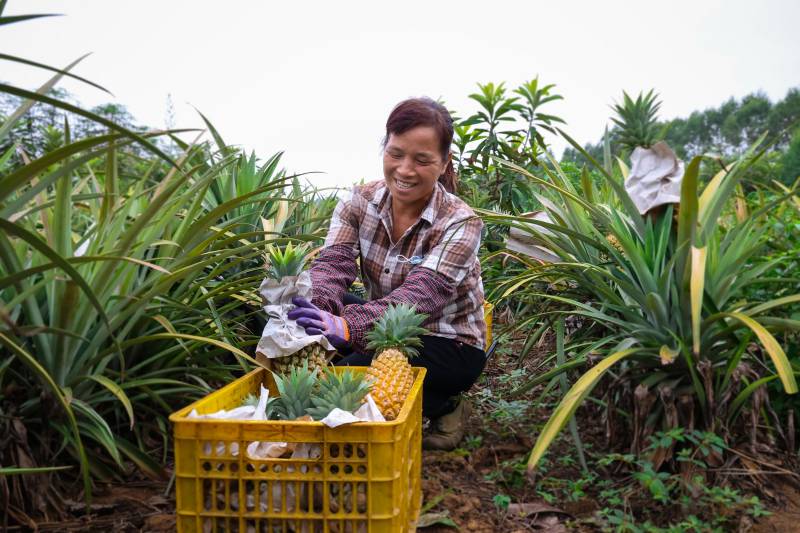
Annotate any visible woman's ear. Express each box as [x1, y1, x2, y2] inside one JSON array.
[[441, 151, 453, 176]]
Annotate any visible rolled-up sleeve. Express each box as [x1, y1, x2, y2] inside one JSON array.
[[342, 268, 455, 352], [310, 193, 361, 315]]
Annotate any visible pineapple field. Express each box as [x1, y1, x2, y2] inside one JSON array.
[[2, 4, 800, 533]]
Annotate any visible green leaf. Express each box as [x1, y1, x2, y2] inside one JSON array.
[[87, 375, 135, 430], [0, 82, 181, 169], [0, 466, 73, 476], [115, 436, 167, 480], [527, 347, 640, 470], [0, 52, 110, 93], [0, 333, 91, 502], [721, 312, 797, 393]]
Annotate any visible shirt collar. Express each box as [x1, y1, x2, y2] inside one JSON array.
[[372, 181, 445, 226]]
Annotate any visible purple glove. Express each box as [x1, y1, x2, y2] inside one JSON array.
[[287, 296, 351, 349]]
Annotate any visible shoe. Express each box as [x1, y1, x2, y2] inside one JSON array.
[[422, 398, 472, 451]]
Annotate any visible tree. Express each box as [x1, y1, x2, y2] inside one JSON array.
[[781, 128, 800, 185]]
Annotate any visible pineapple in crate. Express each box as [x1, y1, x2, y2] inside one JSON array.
[[365, 304, 429, 420], [256, 242, 333, 373]]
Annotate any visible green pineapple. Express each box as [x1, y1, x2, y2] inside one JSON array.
[[365, 304, 428, 420], [265, 241, 307, 280], [240, 392, 280, 419], [273, 363, 317, 420], [241, 393, 258, 407], [306, 368, 371, 420], [611, 89, 662, 152], [264, 242, 329, 373]]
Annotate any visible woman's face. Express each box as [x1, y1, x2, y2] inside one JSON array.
[[383, 126, 449, 211]]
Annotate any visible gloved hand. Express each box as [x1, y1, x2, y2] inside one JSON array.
[[287, 296, 351, 349]]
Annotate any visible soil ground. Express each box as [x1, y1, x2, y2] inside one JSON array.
[[13, 330, 800, 532]]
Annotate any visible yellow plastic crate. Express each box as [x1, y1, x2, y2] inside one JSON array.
[[483, 301, 494, 349], [170, 366, 426, 533]]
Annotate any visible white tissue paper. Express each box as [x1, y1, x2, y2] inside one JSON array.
[[625, 141, 684, 215], [505, 211, 561, 263], [320, 394, 386, 427], [255, 270, 334, 360]]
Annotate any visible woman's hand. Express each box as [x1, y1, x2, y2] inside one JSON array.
[[287, 296, 351, 349]]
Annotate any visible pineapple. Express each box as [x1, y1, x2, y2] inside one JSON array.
[[611, 89, 662, 152], [306, 368, 371, 420], [264, 242, 329, 373], [365, 304, 429, 420], [240, 392, 279, 419], [612, 90, 683, 216], [273, 363, 317, 420], [605, 233, 625, 255]]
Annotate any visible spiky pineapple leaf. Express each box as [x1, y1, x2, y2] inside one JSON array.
[[307, 368, 371, 420], [365, 303, 429, 358], [265, 241, 309, 280], [611, 89, 661, 151], [273, 362, 317, 420]]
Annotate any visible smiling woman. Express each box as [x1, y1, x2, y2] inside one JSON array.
[[288, 97, 487, 450]]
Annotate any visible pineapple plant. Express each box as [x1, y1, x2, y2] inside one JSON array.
[[273, 363, 318, 420], [306, 368, 371, 420], [610, 89, 662, 152], [263, 242, 330, 373], [611, 89, 683, 215], [365, 304, 429, 420]]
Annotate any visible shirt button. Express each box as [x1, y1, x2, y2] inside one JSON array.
[[384, 268, 390, 274]]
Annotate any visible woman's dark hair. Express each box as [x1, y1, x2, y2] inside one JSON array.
[[383, 97, 458, 193]]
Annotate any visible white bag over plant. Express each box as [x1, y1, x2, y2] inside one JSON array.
[[256, 270, 334, 359], [625, 141, 684, 215]]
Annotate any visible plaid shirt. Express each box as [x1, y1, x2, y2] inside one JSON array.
[[311, 180, 486, 352]]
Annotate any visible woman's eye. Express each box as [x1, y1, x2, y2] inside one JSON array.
[[416, 159, 431, 165], [389, 152, 402, 159]]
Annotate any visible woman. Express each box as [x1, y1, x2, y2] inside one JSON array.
[[288, 97, 486, 450]]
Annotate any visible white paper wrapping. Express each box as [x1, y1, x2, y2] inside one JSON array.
[[319, 394, 386, 427], [625, 141, 684, 215], [256, 270, 334, 359], [505, 211, 560, 263]]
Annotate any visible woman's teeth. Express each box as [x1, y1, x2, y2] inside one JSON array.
[[396, 180, 415, 190]]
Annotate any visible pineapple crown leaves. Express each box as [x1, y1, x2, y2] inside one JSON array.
[[306, 368, 371, 421], [264, 241, 309, 280], [240, 393, 280, 420], [365, 303, 429, 358], [272, 361, 318, 420], [611, 89, 662, 151]]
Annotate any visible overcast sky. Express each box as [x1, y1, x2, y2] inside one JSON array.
[[5, 0, 799, 189]]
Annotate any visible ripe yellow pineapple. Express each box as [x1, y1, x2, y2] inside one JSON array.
[[606, 233, 625, 255], [365, 304, 429, 420]]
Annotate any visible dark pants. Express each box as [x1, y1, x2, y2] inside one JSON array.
[[336, 293, 486, 418]]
